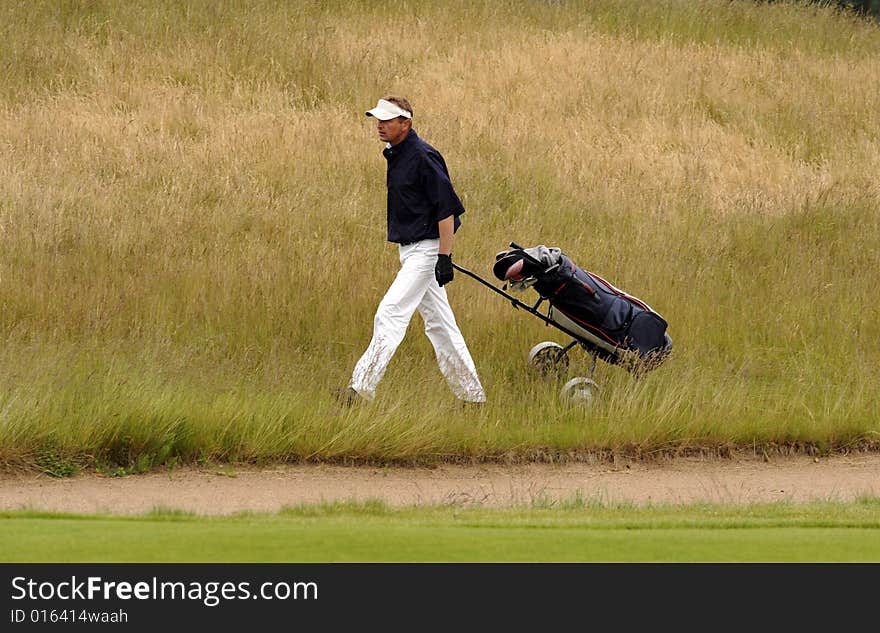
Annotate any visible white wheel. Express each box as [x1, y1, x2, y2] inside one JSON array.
[[528, 341, 569, 377], [560, 377, 600, 407]]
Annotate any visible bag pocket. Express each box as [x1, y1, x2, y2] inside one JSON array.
[[627, 310, 668, 356]]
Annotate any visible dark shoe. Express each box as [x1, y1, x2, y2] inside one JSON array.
[[457, 399, 486, 410], [334, 386, 364, 407]]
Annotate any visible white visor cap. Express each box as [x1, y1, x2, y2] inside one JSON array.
[[365, 99, 412, 121]]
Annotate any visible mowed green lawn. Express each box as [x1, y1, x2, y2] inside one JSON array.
[[2, 500, 879, 562]]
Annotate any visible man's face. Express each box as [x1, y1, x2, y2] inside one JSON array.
[[376, 117, 410, 146]]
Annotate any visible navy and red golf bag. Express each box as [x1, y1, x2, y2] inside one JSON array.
[[493, 245, 672, 371]]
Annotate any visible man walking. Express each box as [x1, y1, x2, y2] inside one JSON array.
[[343, 96, 486, 405]]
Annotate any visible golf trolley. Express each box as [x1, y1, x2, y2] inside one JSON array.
[[453, 242, 673, 405]]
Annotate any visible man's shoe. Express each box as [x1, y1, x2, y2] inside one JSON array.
[[334, 387, 363, 407], [457, 399, 486, 410]]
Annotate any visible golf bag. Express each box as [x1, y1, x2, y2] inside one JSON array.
[[493, 245, 671, 368]]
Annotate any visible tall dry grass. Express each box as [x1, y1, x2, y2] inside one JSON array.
[[0, 0, 878, 469]]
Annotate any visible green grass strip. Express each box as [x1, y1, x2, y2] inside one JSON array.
[[1, 499, 878, 562]]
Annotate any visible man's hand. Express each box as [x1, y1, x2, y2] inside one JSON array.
[[435, 253, 454, 287]]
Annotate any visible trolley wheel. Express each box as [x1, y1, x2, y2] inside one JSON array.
[[528, 341, 569, 377], [560, 377, 600, 407]]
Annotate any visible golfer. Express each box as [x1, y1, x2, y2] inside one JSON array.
[[343, 96, 486, 405]]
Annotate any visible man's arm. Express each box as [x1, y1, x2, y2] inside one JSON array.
[[422, 151, 463, 255], [435, 215, 455, 287], [438, 215, 454, 255]]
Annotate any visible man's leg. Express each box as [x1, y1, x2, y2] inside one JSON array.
[[348, 243, 434, 400], [417, 271, 487, 404]]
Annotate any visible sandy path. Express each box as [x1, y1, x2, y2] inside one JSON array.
[[1, 452, 878, 516]]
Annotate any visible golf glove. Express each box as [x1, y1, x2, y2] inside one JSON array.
[[435, 254, 454, 287]]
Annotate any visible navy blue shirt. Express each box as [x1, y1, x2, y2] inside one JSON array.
[[383, 129, 464, 244]]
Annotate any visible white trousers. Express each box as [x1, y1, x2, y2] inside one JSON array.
[[349, 239, 486, 402]]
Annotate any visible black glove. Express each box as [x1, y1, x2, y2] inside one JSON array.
[[435, 253, 454, 287]]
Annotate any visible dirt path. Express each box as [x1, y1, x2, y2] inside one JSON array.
[[1, 452, 879, 516]]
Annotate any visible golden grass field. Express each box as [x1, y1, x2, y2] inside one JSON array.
[[1, 0, 878, 470]]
